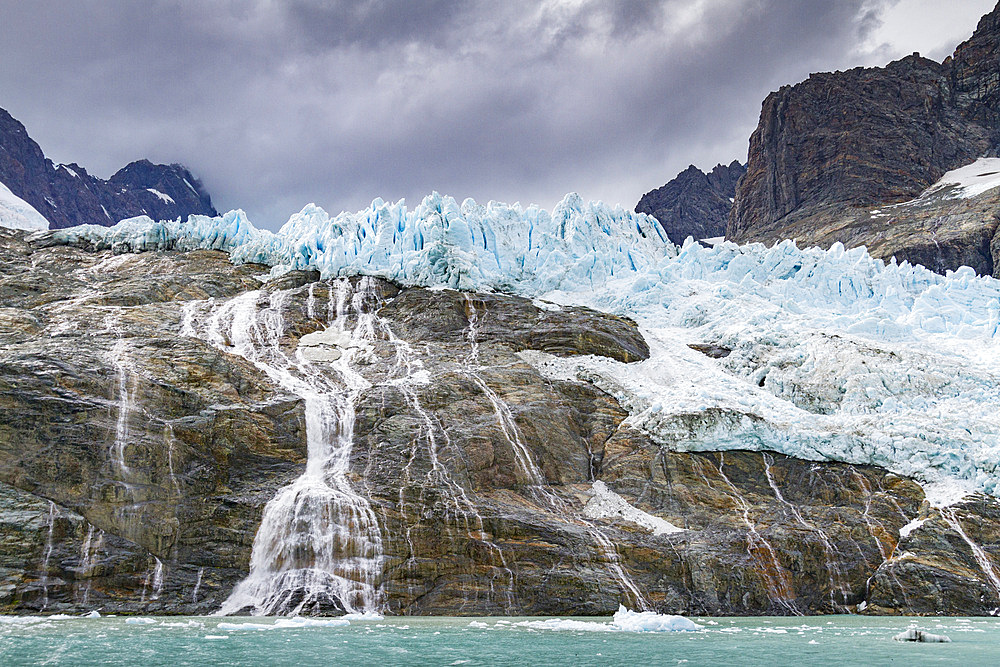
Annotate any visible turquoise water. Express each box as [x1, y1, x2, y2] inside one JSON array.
[[2, 615, 998, 666]]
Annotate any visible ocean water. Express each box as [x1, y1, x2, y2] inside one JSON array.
[[2, 615, 997, 666]]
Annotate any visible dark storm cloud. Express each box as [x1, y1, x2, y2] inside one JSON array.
[[0, 0, 988, 228]]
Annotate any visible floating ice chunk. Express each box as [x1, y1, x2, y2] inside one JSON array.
[[0, 616, 46, 624], [611, 606, 703, 632], [467, 621, 489, 628], [216, 621, 273, 631], [514, 607, 701, 633], [342, 612, 384, 621], [125, 617, 157, 625], [215, 616, 351, 631], [0, 179, 49, 231], [514, 618, 616, 632], [217, 617, 350, 631], [273, 617, 351, 628], [583, 481, 684, 535], [893, 628, 951, 643]]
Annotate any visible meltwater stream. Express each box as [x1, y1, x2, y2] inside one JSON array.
[[184, 279, 386, 616]]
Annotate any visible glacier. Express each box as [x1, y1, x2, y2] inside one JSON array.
[[51, 192, 1000, 503]]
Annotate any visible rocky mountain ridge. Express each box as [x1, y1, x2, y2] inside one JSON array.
[[727, 2, 1000, 276], [0, 107, 217, 229], [635, 161, 745, 245]]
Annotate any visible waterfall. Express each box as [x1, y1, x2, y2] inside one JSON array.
[[461, 295, 650, 611], [692, 455, 800, 614], [40, 502, 57, 609], [187, 280, 386, 616], [763, 453, 850, 609]]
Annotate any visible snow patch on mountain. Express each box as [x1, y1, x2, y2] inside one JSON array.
[[923, 157, 1000, 199], [0, 179, 49, 231], [146, 188, 175, 204]]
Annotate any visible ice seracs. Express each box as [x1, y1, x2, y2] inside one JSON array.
[[51, 191, 1000, 502]]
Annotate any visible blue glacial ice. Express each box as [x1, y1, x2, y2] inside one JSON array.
[[52, 192, 1000, 503]]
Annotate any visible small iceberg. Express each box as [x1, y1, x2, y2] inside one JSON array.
[[514, 607, 701, 633], [125, 617, 157, 625], [893, 628, 951, 643], [342, 612, 384, 621], [612, 606, 703, 632]]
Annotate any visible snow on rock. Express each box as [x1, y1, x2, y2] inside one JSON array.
[[923, 157, 1000, 199], [899, 518, 928, 538], [49, 192, 1000, 499], [146, 188, 176, 204], [583, 481, 684, 535], [0, 179, 49, 231]]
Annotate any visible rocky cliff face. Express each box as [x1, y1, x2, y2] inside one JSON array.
[[636, 162, 745, 245], [0, 107, 217, 229], [2, 228, 999, 617], [728, 2, 1000, 276]]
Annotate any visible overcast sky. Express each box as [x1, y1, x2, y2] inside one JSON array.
[[0, 0, 994, 229]]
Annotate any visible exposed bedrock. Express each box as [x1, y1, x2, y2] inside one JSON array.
[[1, 229, 999, 615], [728, 2, 1000, 277]]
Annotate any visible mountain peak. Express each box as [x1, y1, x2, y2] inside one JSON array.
[[0, 107, 217, 229]]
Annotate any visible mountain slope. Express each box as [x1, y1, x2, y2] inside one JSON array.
[[636, 161, 746, 245], [0, 107, 217, 229], [728, 2, 1000, 276]]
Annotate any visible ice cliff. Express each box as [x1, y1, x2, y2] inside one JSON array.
[[52, 192, 1000, 502]]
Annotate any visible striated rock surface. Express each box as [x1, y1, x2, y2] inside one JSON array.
[[0, 107, 216, 229], [637, 161, 745, 245], [866, 494, 1000, 616], [2, 228, 1000, 616], [728, 2, 1000, 276]]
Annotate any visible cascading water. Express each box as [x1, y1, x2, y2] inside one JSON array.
[[693, 455, 800, 614], [461, 295, 650, 611], [39, 502, 57, 609], [762, 453, 850, 609], [188, 280, 386, 616], [940, 507, 1000, 601]]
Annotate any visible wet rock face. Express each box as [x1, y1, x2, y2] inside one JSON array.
[[2, 229, 1000, 617], [866, 495, 1000, 616], [729, 3, 1000, 276]]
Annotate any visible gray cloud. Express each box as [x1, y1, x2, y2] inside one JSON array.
[[0, 0, 992, 229]]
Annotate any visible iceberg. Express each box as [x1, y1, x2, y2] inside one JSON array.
[[611, 605, 703, 632], [513, 606, 701, 632], [49, 192, 1000, 499]]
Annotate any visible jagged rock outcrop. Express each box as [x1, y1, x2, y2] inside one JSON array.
[[637, 162, 745, 245], [2, 228, 1000, 616], [728, 2, 1000, 277], [0, 107, 216, 229]]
